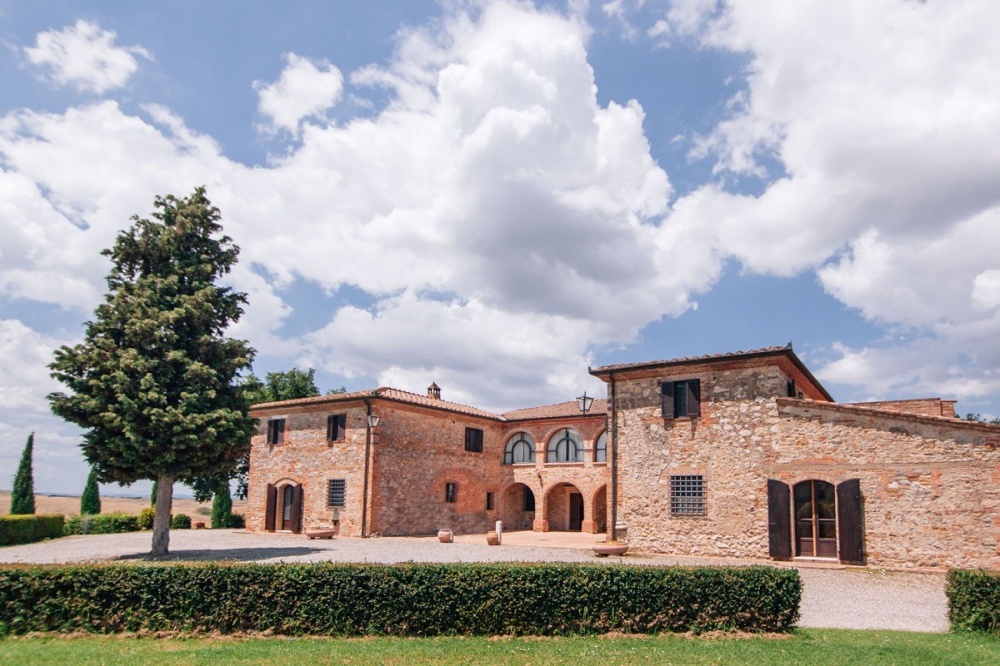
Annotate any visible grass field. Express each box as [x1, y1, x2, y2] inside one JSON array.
[[0, 491, 246, 519], [0, 630, 997, 665]]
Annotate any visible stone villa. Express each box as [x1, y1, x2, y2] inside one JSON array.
[[247, 345, 1000, 569]]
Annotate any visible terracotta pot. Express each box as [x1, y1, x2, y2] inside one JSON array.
[[486, 530, 500, 546], [305, 529, 336, 539], [593, 543, 629, 557], [438, 529, 453, 543]]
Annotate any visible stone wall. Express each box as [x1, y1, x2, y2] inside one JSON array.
[[246, 400, 370, 536], [611, 359, 1000, 569]]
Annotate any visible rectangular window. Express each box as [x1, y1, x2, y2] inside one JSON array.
[[486, 491, 495, 510], [267, 418, 285, 445], [661, 379, 701, 419], [670, 475, 706, 516], [327, 414, 347, 442], [445, 482, 458, 503], [327, 479, 346, 508], [464, 427, 484, 453], [786, 379, 797, 398]]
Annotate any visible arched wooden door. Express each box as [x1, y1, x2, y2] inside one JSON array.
[[266, 482, 303, 533], [794, 480, 837, 557], [769, 478, 864, 563]]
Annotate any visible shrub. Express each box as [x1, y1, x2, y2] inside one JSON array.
[[949, 569, 1000, 633], [0, 563, 800, 636], [137, 507, 156, 530], [63, 513, 139, 536], [0, 515, 64, 546], [171, 514, 192, 529], [227, 513, 245, 528]]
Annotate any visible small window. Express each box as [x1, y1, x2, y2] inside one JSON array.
[[546, 428, 583, 463], [786, 379, 797, 398], [327, 414, 346, 442], [594, 431, 608, 463], [327, 479, 346, 508], [486, 492, 495, 510], [662, 379, 701, 419], [670, 475, 705, 516], [267, 418, 285, 445], [445, 482, 458, 503], [523, 486, 535, 512], [465, 427, 484, 453]]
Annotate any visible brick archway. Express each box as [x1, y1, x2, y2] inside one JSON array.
[[500, 482, 536, 531], [543, 482, 584, 532]]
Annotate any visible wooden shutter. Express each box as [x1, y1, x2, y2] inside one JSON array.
[[265, 483, 277, 532], [837, 478, 865, 564], [277, 419, 285, 444], [767, 479, 791, 560], [661, 381, 675, 419], [686, 380, 701, 417], [290, 484, 303, 533]]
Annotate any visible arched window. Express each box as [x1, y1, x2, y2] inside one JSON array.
[[594, 431, 607, 463], [504, 432, 535, 464], [546, 428, 583, 463]]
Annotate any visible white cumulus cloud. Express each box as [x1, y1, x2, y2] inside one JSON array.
[[254, 53, 344, 135], [24, 20, 150, 94]]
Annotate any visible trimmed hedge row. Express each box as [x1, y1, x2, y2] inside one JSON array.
[[948, 569, 1000, 633], [63, 513, 140, 536], [0, 515, 64, 547], [0, 562, 800, 636]]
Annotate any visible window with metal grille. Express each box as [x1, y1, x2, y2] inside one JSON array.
[[504, 432, 535, 464], [594, 431, 607, 463], [327, 414, 346, 442], [465, 427, 483, 453], [445, 482, 458, 503], [670, 475, 705, 516], [267, 418, 285, 445], [327, 479, 346, 507]]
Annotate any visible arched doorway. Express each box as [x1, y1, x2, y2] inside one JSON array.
[[265, 482, 303, 533], [501, 483, 536, 531], [545, 482, 584, 532], [794, 480, 836, 557], [592, 485, 607, 534]]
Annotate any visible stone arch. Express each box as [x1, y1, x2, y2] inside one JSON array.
[[543, 481, 585, 531], [266, 478, 304, 533], [500, 482, 536, 531]]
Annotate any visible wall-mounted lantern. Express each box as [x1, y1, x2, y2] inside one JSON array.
[[576, 391, 594, 415]]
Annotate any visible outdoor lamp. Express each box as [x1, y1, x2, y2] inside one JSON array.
[[576, 391, 594, 414], [367, 413, 381, 428]]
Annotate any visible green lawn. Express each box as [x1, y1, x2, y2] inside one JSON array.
[[1, 630, 998, 665]]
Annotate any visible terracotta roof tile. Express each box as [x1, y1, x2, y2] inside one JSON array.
[[591, 345, 792, 374], [250, 389, 378, 410], [503, 399, 607, 421], [374, 388, 502, 419]]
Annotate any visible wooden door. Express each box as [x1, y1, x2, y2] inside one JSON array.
[[569, 493, 584, 531], [794, 480, 837, 558], [837, 478, 865, 563], [767, 479, 791, 560], [265, 483, 277, 532]]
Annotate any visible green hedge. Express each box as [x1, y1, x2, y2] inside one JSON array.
[[0, 563, 799, 636], [63, 513, 140, 536], [948, 569, 1000, 633], [0, 515, 65, 547]]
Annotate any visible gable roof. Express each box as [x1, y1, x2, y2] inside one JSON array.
[[588, 344, 834, 402], [250, 387, 502, 420], [503, 399, 607, 421]]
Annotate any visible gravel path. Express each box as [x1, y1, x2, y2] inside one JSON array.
[[0, 530, 949, 633]]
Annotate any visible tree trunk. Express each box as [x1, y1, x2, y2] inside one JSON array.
[[151, 475, 174, 557]]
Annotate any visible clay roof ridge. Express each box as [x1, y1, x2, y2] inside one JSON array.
[[373, 387, 503, 419], [777, 398, 1000, 430], [250, 388, 378, 409], [590, 345, 792, 374]]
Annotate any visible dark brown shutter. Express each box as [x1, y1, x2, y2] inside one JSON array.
[[687, 380, 701, 417], [661, 381, 675, 419], [338, 414, 346, 440], [277, 419, 285, 444], [290, 484, 303, 533], [326, 415, 334, 441], [837, 478, 864, 564], [767, 479, 791, 560], [265, 483, 277, 532]]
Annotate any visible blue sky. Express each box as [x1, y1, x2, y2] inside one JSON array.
[[2, 0, 999, 496]]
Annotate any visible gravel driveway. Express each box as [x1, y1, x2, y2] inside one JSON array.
[[0, 530, 949, 633]]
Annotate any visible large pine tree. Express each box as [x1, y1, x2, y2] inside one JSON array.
[[48, 188, 255, 556], [10, 433, 35, 515]]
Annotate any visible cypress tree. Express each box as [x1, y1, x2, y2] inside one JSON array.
[[211, 478, 233, 528], [150, 480, 157, 506], [48, 188, 255, 556], [80, 466, 101, 515], [10, 433, 35, 515]]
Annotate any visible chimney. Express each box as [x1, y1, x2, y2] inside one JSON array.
[[427, 382, 441, 400]]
